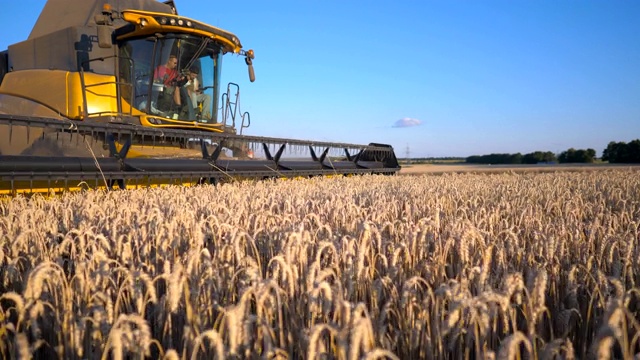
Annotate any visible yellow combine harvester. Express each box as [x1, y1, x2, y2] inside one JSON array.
[[0, 0, 400, 195]]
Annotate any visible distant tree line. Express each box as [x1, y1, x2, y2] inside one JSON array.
[[602, 140, 640, 163], [466, 149, 598, 164], [464, 139, 640, 164], [467, 153, 524, 164], [466, 151, 558, 165], [405, 157, 466, 162], [557, 148, 596, 163]]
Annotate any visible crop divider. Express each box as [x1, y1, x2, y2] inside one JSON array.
[[199, 138, 227, 185], [262, 143, 286, 164], [107, 134, 132, 189], [309, 146, 330, 164]]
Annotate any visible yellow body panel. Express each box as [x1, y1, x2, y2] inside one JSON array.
[[0, 70, 119, 119]]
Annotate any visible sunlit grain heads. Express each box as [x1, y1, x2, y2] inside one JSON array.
[[190, 329, 225, 360], [607, 277, 625, 300], [496, 331, 532, 360], [443, 302, 462, 335], [362, 348, 401, 360], [241, 253, 263, 284], [315, 241, 339, 269], [539, 338, 576, 360], [307, 323, 339, 359], [503, 273, 525, 305], [473, 243, 493, 287], [0, 292, 24, 323], [1, 169, 639, 359], [590, 326, 619, 360], [479, 291, 510, 333], [86, 290, 114, 341], [347, 303, 376, 360], [309, 280, 334, 321], [23, 261, 68, 303], [165, 261, 184, 314], [267, 255, 296, 297], [103, 314, 152, 360], [221, 288, 254, 356], [528, 269, 548, 334], [14, 333, 34, 359], [163, 348, 180, 360]]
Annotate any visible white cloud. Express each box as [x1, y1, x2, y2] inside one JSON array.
[[392, 117, 422, 128]]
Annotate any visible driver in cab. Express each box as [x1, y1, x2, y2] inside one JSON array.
[[154, 55, 185, 112]]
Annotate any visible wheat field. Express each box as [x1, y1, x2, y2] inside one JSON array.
[[0, 169, 639, 359]]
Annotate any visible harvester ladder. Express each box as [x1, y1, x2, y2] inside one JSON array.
[[221, 82, 250, 135], [79, 55, 134, 120]]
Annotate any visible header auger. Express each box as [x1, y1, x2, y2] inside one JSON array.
[[0, 0, 399, 195]]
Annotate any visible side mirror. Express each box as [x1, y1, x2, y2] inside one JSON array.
[[245, 57, 255, 82], [94, 4, 114, 48], [96, 25, 113, 48]]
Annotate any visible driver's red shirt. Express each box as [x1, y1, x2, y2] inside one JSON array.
[[154, 65, 178, 86]]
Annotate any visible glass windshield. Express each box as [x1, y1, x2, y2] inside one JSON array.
[[119, 35, 221, 123]]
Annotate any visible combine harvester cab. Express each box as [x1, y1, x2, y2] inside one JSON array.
[[0, 0, 400, 195]]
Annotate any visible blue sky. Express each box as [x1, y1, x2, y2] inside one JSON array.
[[2, 1, 639, 157]]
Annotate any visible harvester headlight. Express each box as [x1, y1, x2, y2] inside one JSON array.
[[159, 17, 167, 25], [186, 20, 192, 27], [139, 18, 148, 28], [178, 19, 184, 26], [169, 18, 176, 25], [148, 117, 156, 124], [231, 36, 239, 45]]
